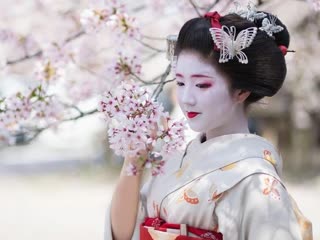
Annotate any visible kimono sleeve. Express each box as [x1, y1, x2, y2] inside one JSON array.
[[215, 174, 307, 240]]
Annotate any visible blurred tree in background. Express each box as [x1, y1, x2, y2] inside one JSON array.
[[0, 0, 319, 174]]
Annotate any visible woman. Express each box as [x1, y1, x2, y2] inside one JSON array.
[[105, 9, 313, 240]]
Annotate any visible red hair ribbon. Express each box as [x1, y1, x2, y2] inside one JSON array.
[[204, 11, 222, 29], [204, 11, 222, 51]]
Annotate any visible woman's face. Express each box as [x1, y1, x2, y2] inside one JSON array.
[[175, 51, 237, 133]]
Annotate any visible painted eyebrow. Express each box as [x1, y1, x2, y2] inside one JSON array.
[[175, 73, 214, 78]]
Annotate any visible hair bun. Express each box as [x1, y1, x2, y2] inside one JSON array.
[[254, 11, 290, 48]]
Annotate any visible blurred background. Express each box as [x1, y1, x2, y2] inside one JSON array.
[[0, 0, 319, 239]]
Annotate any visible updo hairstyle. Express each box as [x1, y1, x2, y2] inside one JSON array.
[[174, 12, 290, 107]]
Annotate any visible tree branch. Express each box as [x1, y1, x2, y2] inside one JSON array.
[[152, 64, 172, 99], [130, 72, 150, 84], [141, 34, 166, 41], [206, 0, 221, 12], [6, 51, 42, 65], [73, 61, 106, 79], [188, 0, 202, 17], [134, 38, 166, 53], [6, 30, 85, 65], [20, 108, 99, 145], [65, 30, 85, 44]]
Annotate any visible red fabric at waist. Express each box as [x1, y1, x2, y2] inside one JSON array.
[[141, 217, 223, 240]]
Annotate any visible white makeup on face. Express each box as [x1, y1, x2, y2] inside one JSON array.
[[175, 51, 238, 135]]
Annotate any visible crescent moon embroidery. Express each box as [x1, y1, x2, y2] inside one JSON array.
[[183, 188, 200, 205]]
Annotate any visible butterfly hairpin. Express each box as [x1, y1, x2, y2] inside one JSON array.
[[209, 25, 257, 64], [232, 1, 267, 22], [259, 15, 284, 37]]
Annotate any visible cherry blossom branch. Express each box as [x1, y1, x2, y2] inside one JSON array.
[[64, 30, 85, 44], [152, 79, 175, 85], [130, 71, 169, 86], [63, 109, 98, 121], [187, 0, 225, 14], [150, 73, 167, 83], [6, 51, 42, 65], [20, 108, 99, 145], [188, 0, 202, 17], [58, 101, 85, 116], [74, 62, 107, 79], [205, 0, 221, 12], [134, 38, 166, 53], [143, 52, 162, 62], [130, 72, 150, 84], [6, 30, 85, 65], [152, 64, 172, 99], [141, 34, 166, 41], [98, 81, 186, 176]]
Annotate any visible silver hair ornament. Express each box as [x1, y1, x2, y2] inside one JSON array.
[[231, 1, 267, 22], [259, 15, 284, 37], [166, 34, 177, 61], [209, 25, 257, 64], [166, 34, 178, 73]]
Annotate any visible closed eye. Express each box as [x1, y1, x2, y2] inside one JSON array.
[[176, 81, 184, 86], [196, 83, 212, 88]]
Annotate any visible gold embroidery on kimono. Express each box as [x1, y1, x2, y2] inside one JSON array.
[[104, 133, 313, 240]]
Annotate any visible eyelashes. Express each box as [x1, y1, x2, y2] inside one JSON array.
[[176, 82, 212, 89], [196, 83, 212, 88]]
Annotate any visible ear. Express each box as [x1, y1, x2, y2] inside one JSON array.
[[233, 89, 251, 103]]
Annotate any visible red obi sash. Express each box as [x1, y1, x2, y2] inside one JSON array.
[[140, 217, 223, 240]]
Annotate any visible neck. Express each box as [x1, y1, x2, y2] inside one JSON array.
[[205, 105, 249, 141]]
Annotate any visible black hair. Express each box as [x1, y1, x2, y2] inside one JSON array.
[[174, 12, 290, 107]]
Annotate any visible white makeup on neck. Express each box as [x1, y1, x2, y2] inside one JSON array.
[[175, 50, 249, 140]]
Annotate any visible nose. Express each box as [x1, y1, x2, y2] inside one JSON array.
[[181, 85, 196, 106]]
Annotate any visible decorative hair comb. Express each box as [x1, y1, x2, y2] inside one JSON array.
[[209, 25, 257, 64], [231, 1, 267, 22], [166, 34, 178, 72], [166, 34, 178, 61], [259, 15, 284, 38]]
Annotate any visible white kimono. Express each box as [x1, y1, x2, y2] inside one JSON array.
[[104, 133, 312, 240]]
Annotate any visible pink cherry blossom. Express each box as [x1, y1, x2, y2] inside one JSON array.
[[0, 87, 65, 145], [0, 29, 18, 43], [105, 52, 142, 82], [98, 80, 186, 176], [0, 30, 39, 62], [80, 8, 110, 33], [42, 42, 74, 65], [161, 118, 187, 154], [5, 95, 32, 121], [125, 162, 139, 176], [88, 0, 126, 14], [18, 35, 39, 57], [0, 94, 32, 133], [308, 0, 320, 11], [64, 76, 104, 104], [107, 13, 141, 40], [32, 97, 64, 126], [80, 0, 126, 33], [34, 59, 65, 85]]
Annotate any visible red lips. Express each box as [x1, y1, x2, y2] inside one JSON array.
[[187, 112, 200, 118]]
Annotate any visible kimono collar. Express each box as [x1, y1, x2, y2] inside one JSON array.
[[183, 133, 283, 177]]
